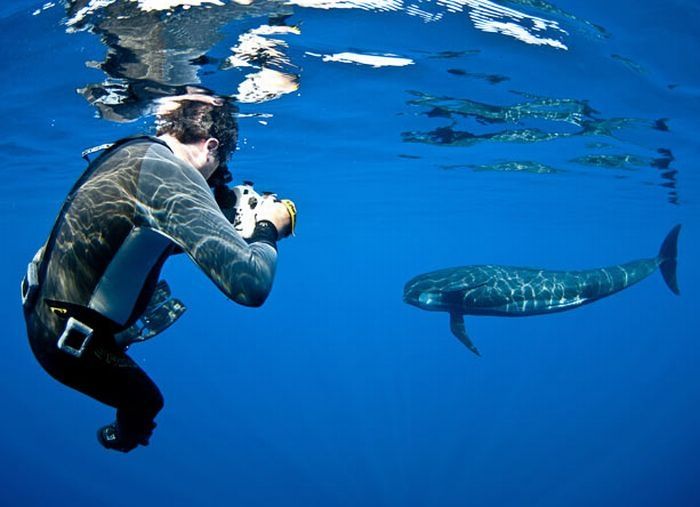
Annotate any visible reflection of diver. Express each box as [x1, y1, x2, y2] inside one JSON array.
[[21, 96, 296, 452], [65, 0, 296, 120]]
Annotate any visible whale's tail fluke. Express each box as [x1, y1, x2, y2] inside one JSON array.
[[658, 224, 681, 295]]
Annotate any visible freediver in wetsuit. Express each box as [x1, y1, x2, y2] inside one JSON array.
[[21, 96, 294, 452]]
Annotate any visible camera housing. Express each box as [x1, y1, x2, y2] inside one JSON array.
[[230, 182, 278, 239]]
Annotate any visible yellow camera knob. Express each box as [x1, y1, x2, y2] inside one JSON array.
[[280, 199, 297, 236]]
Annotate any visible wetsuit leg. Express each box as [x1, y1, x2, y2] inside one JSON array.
[[26, 314, 163, 448]]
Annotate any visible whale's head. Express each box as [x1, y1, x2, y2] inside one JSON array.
[[403, 275, 447, 312]]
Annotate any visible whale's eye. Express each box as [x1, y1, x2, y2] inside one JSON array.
[[419, 292, 440, 305]]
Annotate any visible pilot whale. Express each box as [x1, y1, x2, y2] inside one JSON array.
[[403, 225, 681, 356]]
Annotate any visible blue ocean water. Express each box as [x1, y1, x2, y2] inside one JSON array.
[[1, 1, 699, 506]]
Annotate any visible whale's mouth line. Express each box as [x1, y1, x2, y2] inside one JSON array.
[[402, 289, 425, 308], [402, 290, 445, 311]]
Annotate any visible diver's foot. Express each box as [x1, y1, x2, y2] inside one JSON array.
[[97, 423, 139, 453]]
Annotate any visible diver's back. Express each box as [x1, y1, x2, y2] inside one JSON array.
[[39, 142, 152, 317]]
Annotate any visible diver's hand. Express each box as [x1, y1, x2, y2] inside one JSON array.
[[256, 199, 293, 239]]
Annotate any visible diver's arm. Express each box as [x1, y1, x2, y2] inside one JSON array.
[[137, 146, 278, 307]]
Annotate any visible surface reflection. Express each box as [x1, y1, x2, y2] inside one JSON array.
[[403, 90, 678, 203], [64, 0, 295, 120], [61, 0, 603, 121]]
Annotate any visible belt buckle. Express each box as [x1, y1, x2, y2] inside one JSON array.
[[57, 317, 94, 358]]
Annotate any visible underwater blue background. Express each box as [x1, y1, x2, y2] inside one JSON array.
[[1, 1, 699, 505]]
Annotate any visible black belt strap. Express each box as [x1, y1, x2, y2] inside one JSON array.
[[44, 299, 122, 335]]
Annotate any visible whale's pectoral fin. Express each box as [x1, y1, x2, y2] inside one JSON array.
[[449, 312, 481, 357]]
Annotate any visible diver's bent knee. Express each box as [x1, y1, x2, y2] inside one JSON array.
[[151, 390, 165, 413]]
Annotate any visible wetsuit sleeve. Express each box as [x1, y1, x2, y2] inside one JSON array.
[[136, 144, 277, 307]]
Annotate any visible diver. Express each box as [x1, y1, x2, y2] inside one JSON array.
[[21, 93, 295, 453]]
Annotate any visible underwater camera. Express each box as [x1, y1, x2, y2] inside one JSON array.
[[212, 178, 297, 239], [217, 181, 296, 238], [231, 181, 277, 238]]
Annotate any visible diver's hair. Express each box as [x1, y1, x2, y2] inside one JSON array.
[[156, 98, 238, 162]]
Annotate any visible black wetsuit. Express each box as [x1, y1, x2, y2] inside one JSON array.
[[23, 137, 278, 448]]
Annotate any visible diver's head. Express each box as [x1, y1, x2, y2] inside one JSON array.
[[156, 90, 239, 178]]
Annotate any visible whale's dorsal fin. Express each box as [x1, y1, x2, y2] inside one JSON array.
[[449, 312, 481, 357]]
